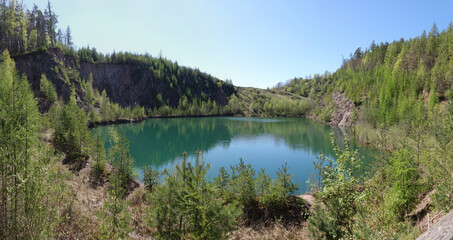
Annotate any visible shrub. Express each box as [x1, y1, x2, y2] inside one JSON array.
[[142, 165, 161, 192], [308, 136, 365, 239], [148, 153, 240, 239], [39, 74, 57, 102], [91, 135, 106, 181]]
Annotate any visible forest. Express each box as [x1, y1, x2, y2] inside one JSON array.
[[2, 0, 453, 239]]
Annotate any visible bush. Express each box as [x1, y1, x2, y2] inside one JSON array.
[[108, 129, 135, 184], [308, 136, 365, 239], [52, 92, 89, 163], [39, 74, 57, 102], [385, 148, 419, 220], [142, 165, 161, 192], [97, 171, 132, 239], [91, 135, 106, 181], [148, 153, 240, 239]]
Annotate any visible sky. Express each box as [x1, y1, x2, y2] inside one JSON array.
[[22, 0, 453, 89]]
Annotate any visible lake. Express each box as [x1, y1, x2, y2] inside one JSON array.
[[91, 117, 375, 193]]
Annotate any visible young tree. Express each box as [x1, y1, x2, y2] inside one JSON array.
[[0, 50, 57, 238], [148, 152, 240, 239], [385, 148, 419, 220], [39, 73, 57, 102], [308, 136, 365, 239], [142, 165, 161, 192], [53, 91, 89, 162], [97, 170, 132, 239], [91, 135, 106, 181], [229, 158, 256, 209], [65, 25, 72, 47], [108, 129, 134, 185]]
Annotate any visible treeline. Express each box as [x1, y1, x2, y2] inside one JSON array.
[[0, 0, 73, 56], [336, 23, 453, 127], [283, 23, 453, 128], [230, 87, 316, 117], [78, 47, 236, 109], [276, 72, 334, 101]]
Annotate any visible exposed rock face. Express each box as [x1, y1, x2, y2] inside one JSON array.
[[329, 92, 356, 127], [14, 48, 80, 110], [79, 62, 232, 108], [79, 62, 153, 107], [417, 209, 453, 240], [13, 48, 234, 111]]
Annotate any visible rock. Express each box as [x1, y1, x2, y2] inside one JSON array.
[[13, 48, 235, 112], [329, 92, 356, 127], [417, 209, 453, 240]]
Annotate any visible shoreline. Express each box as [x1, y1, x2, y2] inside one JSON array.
[[87, 113, 236, 128]]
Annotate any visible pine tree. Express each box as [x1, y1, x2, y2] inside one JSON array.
[[97, 170, 132, 239], [39, 73, 57, 102], [108, 129, 134, 185], [92, 135, 106, 181], [308, 136, 365, 239], [148, 152, 240, 239], [65, 25, 72, 47], [53, 91, 89, 162], [0, 50, 57, 238]]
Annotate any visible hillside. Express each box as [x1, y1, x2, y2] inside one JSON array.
[[281, 23, 453, 129], [13, 47, 236, 113]]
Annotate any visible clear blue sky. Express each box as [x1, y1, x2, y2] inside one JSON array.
[[23, 0, 453, 89]]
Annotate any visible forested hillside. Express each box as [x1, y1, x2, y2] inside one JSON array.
[[282, 23, 453, 128]]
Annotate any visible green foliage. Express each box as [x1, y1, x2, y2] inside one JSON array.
[[311, 23, 453, 128], [278, 73, 334, 101], [308, 136, 365, 240], [259, 164, 299, 208], [39, 73, 57, 102], [108, 129, 135, 184], [82, 73, 94, 105], [229, 158, 257, 208], [385, 148, 419, 220], [432, 178, 453, 212], [276, 162, 299, 195], [232, 88, 315, 117], [431, 103, 453, 212], [91, 135, 106, 181], [142, 165, 161, 192], [97, 170, 132, 239], [52, 92, 89, 161], [148, 152, 240, 239], [316, 96, 336, 123], [0, 50, 60, 238], [255, 168, 272, 200]]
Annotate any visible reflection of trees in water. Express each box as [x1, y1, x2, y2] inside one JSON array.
[[91, 117, 372, 169]]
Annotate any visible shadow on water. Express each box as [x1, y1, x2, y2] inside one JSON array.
[[91, 117, 376, 193]]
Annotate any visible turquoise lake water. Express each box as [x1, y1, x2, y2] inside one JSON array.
[[91, 117, 375, 193]]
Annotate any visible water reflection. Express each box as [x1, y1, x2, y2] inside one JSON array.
[[91, 117, 373, 192]]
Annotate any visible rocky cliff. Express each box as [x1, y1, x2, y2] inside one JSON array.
[[14, 48, 81, 111], [79, 62, 233, 108], [329, 92, 357, 127], [13, 48, 235, 112]]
